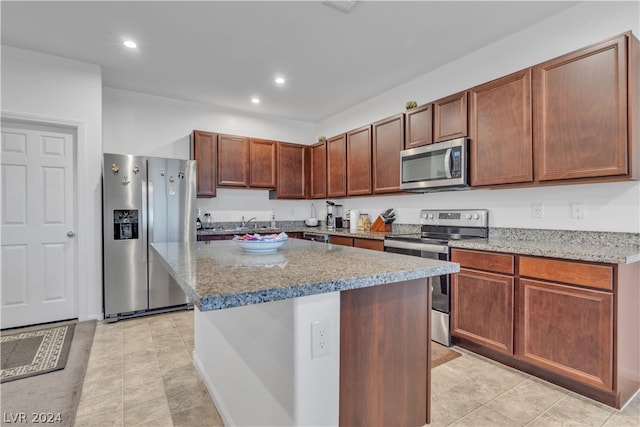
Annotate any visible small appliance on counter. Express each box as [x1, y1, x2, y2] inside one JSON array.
[[305, 203, 319, 227], [334, 204, 343, 229], [326, 200, 336, 231]]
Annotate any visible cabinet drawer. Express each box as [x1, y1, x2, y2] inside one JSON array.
[[520, 257, 613, 291], [353, 238, 384, 251], [451, 249, 514, 274], [329, 235, 353, 247]]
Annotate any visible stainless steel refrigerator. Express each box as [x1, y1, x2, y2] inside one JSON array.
[[102, 153, 196, 321]]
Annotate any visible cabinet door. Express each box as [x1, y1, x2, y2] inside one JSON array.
[[533, 35, 628, 181], [451, 268, 514, 355], [434, 91, 468, 142], [469, 70, 533, 186], [517, 279, 613, 391], [192, 130, 217, 197], [326, 134, 347, 198], [249, 139, 276, 188], [405, 104, 433, 148], [372, 114, 404, 194], [310, 142, 326, 199], [276, 142, 306, 199], [347, 125, 372, 196], [218, 134, 249, 187]]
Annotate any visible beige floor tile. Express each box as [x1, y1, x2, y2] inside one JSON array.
[[452, 405, 526, 427], [133, 414, 174, 427], [485, 378, 567, 424], [80, 373, 123, 400], [171, 403, 224, 427], [431, 382, 484, 417], [528, 393, 616, 427], [124, 395, 171, 426], [124, 375, 167, 407], [123, 365, 163, 388], [83, 360, 124, 384], [603, 393, 640, 426], [76, 390, 123, 424], [166, 382, 213, 413], [74, 411, 124, 427]]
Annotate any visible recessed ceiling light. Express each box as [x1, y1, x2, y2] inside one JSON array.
[[251, 97, 260, 104], [275, 77, 285, 85], [123, 40, 137, 49]]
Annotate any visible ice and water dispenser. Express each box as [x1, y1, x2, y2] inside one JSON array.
[[113, 209, 139, 240]]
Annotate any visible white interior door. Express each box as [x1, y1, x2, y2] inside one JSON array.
[[1, 121, 77, 329]]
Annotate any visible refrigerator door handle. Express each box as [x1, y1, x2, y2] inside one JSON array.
[[142, 179, 149, 264]]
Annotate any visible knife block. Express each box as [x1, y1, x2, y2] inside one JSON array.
[[371, 216, 392, 232]]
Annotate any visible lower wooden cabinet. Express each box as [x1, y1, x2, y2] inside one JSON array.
[[329, 235, 353, 247], [451, 268, 514, 355], [328, 235, 383, 251], [451, 248, 639, 409], [517, 278, 613, 391]]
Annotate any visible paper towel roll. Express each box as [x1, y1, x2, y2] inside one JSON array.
[[349, 209, 359, 232]]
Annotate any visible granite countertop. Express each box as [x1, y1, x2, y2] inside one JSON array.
[[151, 239, 458, 311], [197, 225, 393, 240], [449, 229, 640, 264]]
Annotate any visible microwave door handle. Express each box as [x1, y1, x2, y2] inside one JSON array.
[[444, 148, 453, 178]]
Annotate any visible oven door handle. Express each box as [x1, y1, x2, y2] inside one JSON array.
[[384, 239, 449, 254], [444, 148, 453, 179]]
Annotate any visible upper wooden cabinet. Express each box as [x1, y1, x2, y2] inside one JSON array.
[[372, 113, 404, 194], [533, 33, 632, 181], [275, 142, 306, 199], [218, 135, 277, 189], [405, 103, 433, 149], [469, 69, 533, 186], [434, 91, 468, 142], [217, 134, 249, 187], [347, 125, 373, 196], [249, 139, 276, 188], [326, 134, 347, 198], [310, 141, 326, 199], [191, 130, 217, 198]]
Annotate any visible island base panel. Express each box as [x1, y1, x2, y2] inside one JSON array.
[[193, 292, 340, 426], [340, 278, 431, 427]]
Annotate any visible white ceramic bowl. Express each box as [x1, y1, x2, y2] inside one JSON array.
[[232, 237, 287, 253], [305, 218, 319, 226]]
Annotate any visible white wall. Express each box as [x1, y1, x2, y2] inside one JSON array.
[[1, 46, 103, 321], [315, 1, 640, 233]]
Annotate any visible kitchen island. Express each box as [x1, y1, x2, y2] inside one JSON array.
[[151, 238, 459, 427]]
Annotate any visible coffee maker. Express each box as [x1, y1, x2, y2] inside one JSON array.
[[334, 204, 343, 229], [326, 201, 335, 231]]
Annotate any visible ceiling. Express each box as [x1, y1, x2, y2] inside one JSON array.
[[1, 1, 581, 123]]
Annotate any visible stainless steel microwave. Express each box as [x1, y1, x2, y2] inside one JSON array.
[[400, 137, 469, 192]]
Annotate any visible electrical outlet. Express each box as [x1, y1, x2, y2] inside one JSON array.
[[571, 202, 585, 219], [532, 202, 544, 218], [311, 320, 330, 359]]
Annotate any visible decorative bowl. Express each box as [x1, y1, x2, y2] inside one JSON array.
[[232, 234, 288, 254], [305, 218, 319, 227]]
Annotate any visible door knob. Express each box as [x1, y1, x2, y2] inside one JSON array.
[[67, 231, 76, 237]]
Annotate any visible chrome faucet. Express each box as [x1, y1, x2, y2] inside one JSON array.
[[241, 216, 257, 228]]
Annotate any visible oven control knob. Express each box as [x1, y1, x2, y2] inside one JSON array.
[[427, 213, 434, 219], [466, 214, 472, 219], [421, 212, 427, 219], [473, 214, 480, 220]]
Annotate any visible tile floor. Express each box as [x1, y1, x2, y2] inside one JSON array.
[[75, 310, 640, 427]]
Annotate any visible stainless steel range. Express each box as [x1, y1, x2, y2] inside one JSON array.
[[384, 209, 488, 346]]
